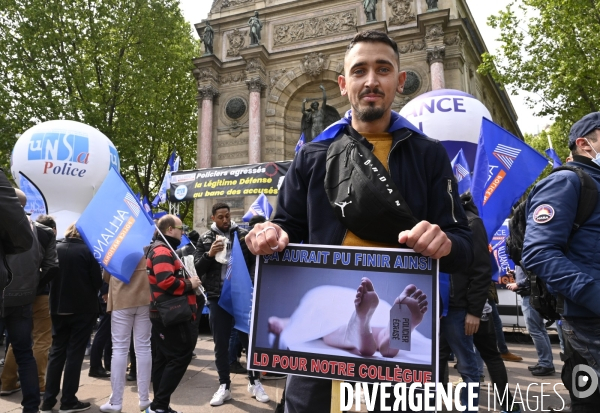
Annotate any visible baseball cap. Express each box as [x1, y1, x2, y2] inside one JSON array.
[[569, 112, 600, 146]]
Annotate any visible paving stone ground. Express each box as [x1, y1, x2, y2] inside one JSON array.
[[0, 327, 569, 413]]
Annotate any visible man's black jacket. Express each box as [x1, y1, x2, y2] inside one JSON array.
[[448, 194, 492, 317], [272, 126, 473, 274], [0, 168, 33, 304], [193, 226, 254, 300]]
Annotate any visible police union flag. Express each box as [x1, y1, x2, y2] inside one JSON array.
[[471, 118, 548, 242], [76, 168, 155, 283]]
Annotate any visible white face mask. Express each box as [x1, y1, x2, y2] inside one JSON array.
[[585, 138, 600, 167]]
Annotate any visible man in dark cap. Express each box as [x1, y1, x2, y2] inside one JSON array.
[[522, 112, 600, 411]]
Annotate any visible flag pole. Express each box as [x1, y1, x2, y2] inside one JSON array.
[[547, 135, 553, 150]]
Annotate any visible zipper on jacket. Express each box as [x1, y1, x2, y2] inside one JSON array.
[[447, 179, 457, 223], [387, 132, 413, 169]]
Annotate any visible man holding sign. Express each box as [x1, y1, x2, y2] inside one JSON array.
[[246, 30, 473, 412]]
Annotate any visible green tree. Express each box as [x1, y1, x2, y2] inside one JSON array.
[[479, 0, 600, 138], [0, 0, 198, 218]]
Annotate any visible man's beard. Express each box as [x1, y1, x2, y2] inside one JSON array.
[[353, 103, 386, 122]]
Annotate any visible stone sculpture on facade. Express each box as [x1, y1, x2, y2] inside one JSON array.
[[301, 52, 327, 77], [388, 0, 415, 26], [227, 28, 246, 57], [202, 21, 214, 55], [426, 0, 438, 11], [300, 85, 340, 142], [248, 11, 263, 45], [273, 11, 356, 46], [363, 0, 377, 22]]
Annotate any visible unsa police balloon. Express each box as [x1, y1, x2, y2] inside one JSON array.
[[399, 89, 491, 169], [11, 120, 120, 237]]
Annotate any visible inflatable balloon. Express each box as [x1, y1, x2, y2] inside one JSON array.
[[399, 89, 492, 169], [11, 120, 120, 237]]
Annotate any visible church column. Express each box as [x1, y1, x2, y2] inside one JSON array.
[[427, 46, 446, 90], [198, 85, 220, 169], [246, 77, 266, 164]]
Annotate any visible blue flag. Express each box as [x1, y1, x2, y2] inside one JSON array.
[[545, 148, 562, 168], [489, 219, 515, 282], [17, 172, 48, 221], [471, 118, 548, 242], [167, 151, 177, 172], [242, 193, 274, 222], [76, 168, 156, 283], [294, 133, 306, 154], [218, 233, 253, 334], [179, 233, 191, 248], [142, 196, 153, 219], [450, 149, 471, 195]]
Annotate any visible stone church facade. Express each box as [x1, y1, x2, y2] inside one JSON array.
[[192, 0, 520, 228]]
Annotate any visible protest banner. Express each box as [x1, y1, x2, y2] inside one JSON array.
[[169, 161, 291, 202], [248, 244, 438, 384]]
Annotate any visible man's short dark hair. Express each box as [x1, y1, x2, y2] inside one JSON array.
[[157, 215, 176, 234], [212, 202, 230, 216], [346, 30, 400, 62], [36, 214, 56, 229]]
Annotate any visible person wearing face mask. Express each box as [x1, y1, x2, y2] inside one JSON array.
[[522, 112, 600, 412]]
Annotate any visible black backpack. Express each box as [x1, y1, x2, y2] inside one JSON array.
[[506, 166, 598, 324]]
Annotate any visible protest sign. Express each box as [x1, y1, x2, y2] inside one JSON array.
[[169, 161, 291, 202], [248, 244, 438, 384]]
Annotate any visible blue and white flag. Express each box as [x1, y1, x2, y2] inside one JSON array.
[[142, 196, 153, 219], [218, 233, 253, 334], [17, 172, 47, 221], [545, 148, 563, 168], [76, 168, 155, 283], [471, 118, 548, 242], [294, 133, 306, 154], [167, 151, 177, 171], [489, 219, 515, 282], [242, 193, 273, 222], [450, 149, 471, 195]]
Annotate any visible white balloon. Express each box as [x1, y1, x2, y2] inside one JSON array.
[[399, 89, 491, 169], [11, 120, 120, 237]]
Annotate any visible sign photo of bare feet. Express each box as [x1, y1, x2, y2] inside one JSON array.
[[248, 244, 438, 384]]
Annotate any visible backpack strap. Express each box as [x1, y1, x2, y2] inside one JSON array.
[[548, 165, 599, 314], [550, 166, 599, 234]]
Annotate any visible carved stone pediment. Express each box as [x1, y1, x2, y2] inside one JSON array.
[[425, 24, 444, 41], [212, 0, 254, 13], [398, 39, 425, 54], [273, 10, 356, 46], [301, 52, 328, 77], [193, 68, 218, 83], [388, 0, 415, 26], [227, 29, 247, 57]]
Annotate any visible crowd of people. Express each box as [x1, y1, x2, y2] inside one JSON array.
[[0, 29, 598, 413]]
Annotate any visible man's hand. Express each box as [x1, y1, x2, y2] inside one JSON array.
[[245, 222, 289, 255], [398, 221, 452, 259], [506, 283, 518, 292], [465, 313, 480, 335], [190, 275, 200, 290], [102, 294, 108, 303], [208, 239, 225, 257]]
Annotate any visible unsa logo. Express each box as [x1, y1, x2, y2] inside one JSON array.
[[28, 133, 90, 177]]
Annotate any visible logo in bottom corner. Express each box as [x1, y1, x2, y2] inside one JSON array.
[[533, 204, 555, 224]]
